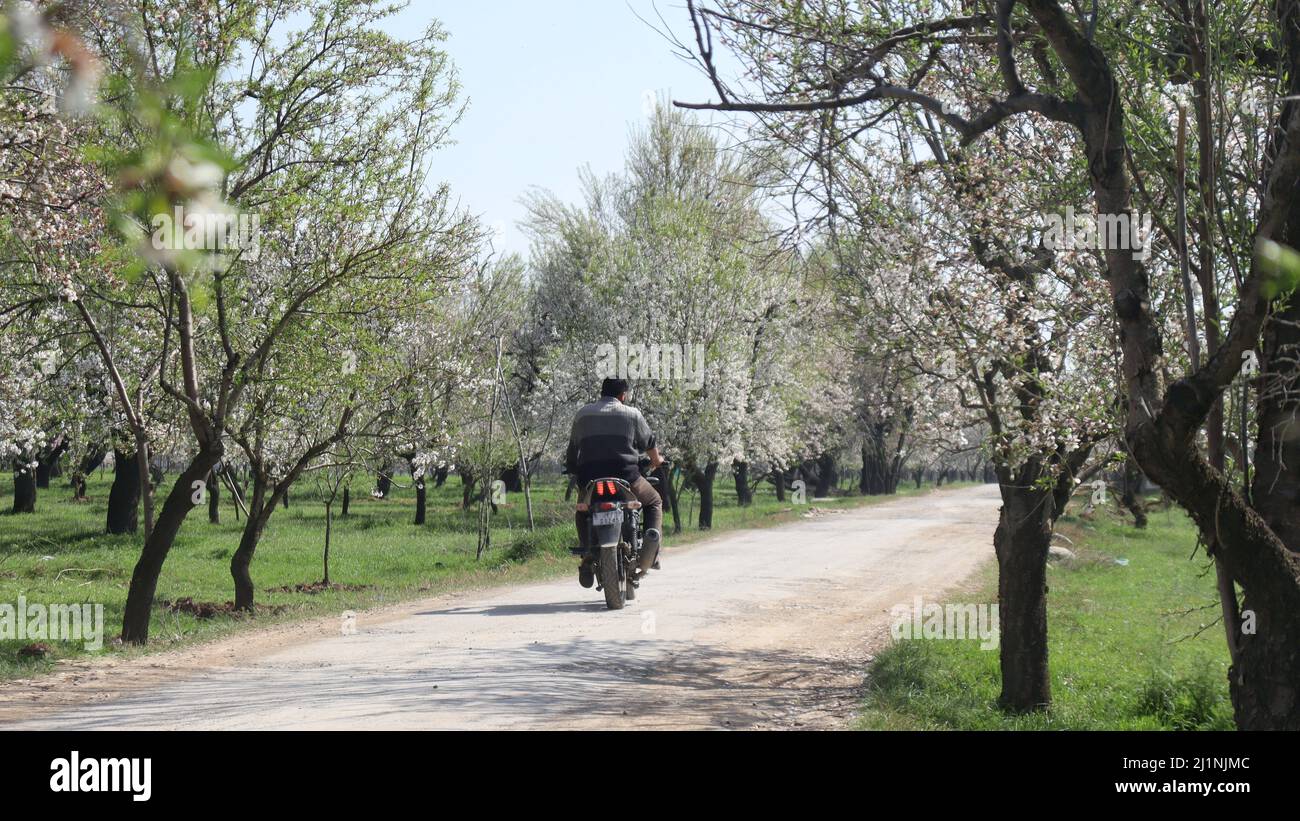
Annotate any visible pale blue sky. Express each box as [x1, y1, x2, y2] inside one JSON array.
[[386, 1, 722, 257]]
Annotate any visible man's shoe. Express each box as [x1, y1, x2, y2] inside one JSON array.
[[643, 528, 662, 572], [578, 559, 595, 588]]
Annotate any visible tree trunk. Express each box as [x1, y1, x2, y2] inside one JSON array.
[[994, 480, 1054, 712], [11, 466, 35, 513], [859, 442, 876, 494], [341, 486, 350, 518], [693, 462, 718, 529], [71, 448, 104, 501], [35, 440, 66, 489], [207, 470, 220, 524], [1120, 456, 1148, 529], [434, 465, 449, 487], [1012, 0, 1300, 727], [1228, 593, 1300, 728], [231, 443, 332, 611], [460, 468, 476, 509], [138, 439, 155, 538], [375, 469, 391, 499], [860, 429, 900, 495], [121, 449, 221, 644], [323, 500, 332, 585], [666, 466, 682, 534], [1240, 298, 1300, 727], [80, 448, 106, 477], [231, 477, 271, 612], [414, 477, 427, 525], [106, 449, 141, 534], [498, 463, 523, 493], [772, 470, 786, 501], [652, 462, 673, 514], [815, 453, 835, 498], [733, 461, 752, 506]]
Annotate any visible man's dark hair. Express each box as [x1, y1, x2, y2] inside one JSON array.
[[601, 377, 630, 398]]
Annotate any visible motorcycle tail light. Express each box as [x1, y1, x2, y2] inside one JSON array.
[[598, 502, 617, 511], [595, 482, 604, 496]]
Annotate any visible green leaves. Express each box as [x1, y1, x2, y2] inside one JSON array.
[[91, 50, 248, 283], [1256, 239, 1300, 300], [168, 61, 215, 113], [0, 13, 15, 79]]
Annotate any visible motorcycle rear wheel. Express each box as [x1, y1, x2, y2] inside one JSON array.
[[600, 544, 625, 610]]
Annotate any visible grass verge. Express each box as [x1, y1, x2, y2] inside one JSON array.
[[856, 501, 1234, 730]]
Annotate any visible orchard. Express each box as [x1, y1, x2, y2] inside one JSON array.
[[3, 0, 1299, 734]]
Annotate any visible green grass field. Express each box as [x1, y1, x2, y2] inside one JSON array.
[[857, 502, 1235, 730], [0, 466, 942, 680]]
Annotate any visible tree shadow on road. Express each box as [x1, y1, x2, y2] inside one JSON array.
[[15, 638, 867, 730], [414, 601, 607, 617]]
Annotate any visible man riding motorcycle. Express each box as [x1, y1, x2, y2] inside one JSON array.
[[564, 377, 664, 589]]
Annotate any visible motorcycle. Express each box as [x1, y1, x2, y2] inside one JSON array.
[[571, 462, 666, 610]]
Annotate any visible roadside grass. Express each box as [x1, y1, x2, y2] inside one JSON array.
[[857, 501, 1235, 730], [0, 468, 963, 680]]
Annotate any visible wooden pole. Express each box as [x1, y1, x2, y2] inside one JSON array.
[[498, 357, 536, 531], [476, 339, 503, 559]]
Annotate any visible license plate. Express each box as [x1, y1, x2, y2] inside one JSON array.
[[592, 509, 622, 526]]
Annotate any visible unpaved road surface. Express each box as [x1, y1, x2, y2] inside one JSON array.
[[3, 485, 999, 730]]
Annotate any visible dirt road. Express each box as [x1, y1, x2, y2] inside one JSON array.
[[2, 484, 1000, 730]]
